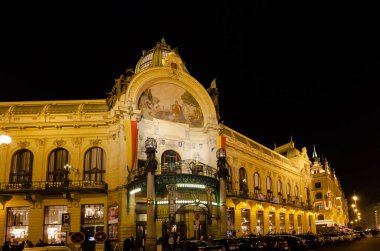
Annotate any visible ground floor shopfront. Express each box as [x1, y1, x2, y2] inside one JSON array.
[[225, 198, 317, 236], [0, 193, 122, 250]]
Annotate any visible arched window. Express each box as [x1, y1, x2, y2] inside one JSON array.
[[10, 149, 33, 184], [226, 166, 233, 191], [317, 214, 324, 220], [84, 147, 106, 182], [254, 172, 261, 193], [161, 150, 181, 174], [294, 185, 299, 198], [47, 148, 69, 182], [286, 183, 291, 197], [266, 176, 272, 192], [277, 180, 282, 195], [239, 167, 248, 193]]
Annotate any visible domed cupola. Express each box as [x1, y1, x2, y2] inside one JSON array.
[[135, 38, 188, 74]]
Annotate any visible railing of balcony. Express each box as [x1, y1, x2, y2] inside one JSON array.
[[133, 159, 218, 179], [226, 189, 314, 210], [0, 180, 108, 194]]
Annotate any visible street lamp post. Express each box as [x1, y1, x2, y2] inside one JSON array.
[[216, 148, 228, 238], [144, 137, 157, 251]]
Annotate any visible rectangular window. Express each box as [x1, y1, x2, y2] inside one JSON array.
[[81, 204, 104, 242], [309, 215, 313, 232], [6, 207, 30, 244], [280, 212, 285, 233], [297, 215, 303, 233], [241, 209, 251, 235], [227, 207, 235, 237], [289, 214, 294, 233], [315, 182, 321, 189], [44, 205, 67, 244], [256, 210, 264, 235], [269, 212, 276, 234]]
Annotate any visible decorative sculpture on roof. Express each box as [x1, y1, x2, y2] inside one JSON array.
[[207, 78, 220, 122], [106, 68, 135, 109]]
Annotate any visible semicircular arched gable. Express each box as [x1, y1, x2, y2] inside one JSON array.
[[125, 68, 218, 127]]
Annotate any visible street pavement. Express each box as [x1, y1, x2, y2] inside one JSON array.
[[309, 236, 380, 251]]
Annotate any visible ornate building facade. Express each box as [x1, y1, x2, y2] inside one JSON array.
[[0, 39, 347, 250], [309, 147, 349, 232]]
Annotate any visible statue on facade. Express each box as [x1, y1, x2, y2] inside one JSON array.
[[144, 137, 158, 174], [207, 78, 220, 122], [106, 68, 135, 109]]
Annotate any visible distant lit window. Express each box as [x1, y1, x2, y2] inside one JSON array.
[[277, 180, 282, 195], [286, 183, 291, 197], [47, 148, 69, 182], [84, 147, 106, 182], [266, 176, 272, 192], [294, 185, 299, 198], [139, 53, 153, 70], [239, 168, 248, 192], [226, 166, 233, 191], [254, 172, 261, 192], [10, 149, 33, 184]]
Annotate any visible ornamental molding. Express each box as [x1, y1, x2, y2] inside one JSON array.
[[17, 141, 30, 148]]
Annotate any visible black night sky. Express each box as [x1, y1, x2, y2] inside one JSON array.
[[1, 1, 379, 209]]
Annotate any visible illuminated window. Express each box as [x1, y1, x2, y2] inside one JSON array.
[[227, 207, 235, 237], [47, 148, 69, 182], [161, 150, 181, 174], [277, 180, 283, 195], [84, 147, 106, 182], [6, 207, 30, 244], [10, 149, 33, 184], [44, 206, 67, 244], [286, 183, 291, 197], [254, 172, 261, 193], [139, 53, 153, 70], [294, 185, 299, 198], [241, 208, 251, 235], [289, 214, 295, 232], [239, 168, 248, 193], [280, 213, 286, 232], [266, 176, 273, 193], [297, 215, 303, 233], [256, 210, 264, 234], [269, 212, 276, 234]]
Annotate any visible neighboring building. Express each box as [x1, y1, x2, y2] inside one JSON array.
[[364, 202, 380, 230], [0, 39, 346, 250], [309, 146, 349, 233]]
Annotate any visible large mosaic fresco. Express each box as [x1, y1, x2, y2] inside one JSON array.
[[138, 83, 204, 127]]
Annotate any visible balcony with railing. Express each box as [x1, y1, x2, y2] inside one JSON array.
[[226, 189, 314, 210], [0, 180, 108, 195], [127, 159, 220, 194]]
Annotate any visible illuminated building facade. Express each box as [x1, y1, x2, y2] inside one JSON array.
[[364, 202, 380, 230], [309, 147, 349, 232], [1, 39, 347, 249]]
